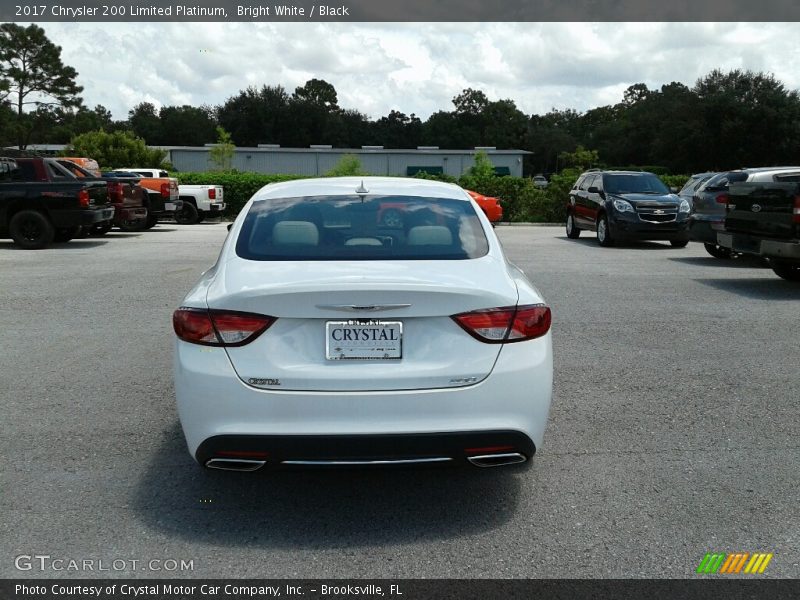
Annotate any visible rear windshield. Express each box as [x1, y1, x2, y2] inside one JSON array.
[[704, 171, 748, 189], [236, 194, 489, 261], [603, 174, 670, 195]]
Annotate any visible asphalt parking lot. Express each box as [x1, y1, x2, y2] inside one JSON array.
[[1, 223, 798, 579]]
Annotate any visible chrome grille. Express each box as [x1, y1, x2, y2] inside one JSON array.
[[637, 205, 677, 223]]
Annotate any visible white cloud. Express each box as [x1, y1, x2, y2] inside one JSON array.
[[37, 22, 800, 121]]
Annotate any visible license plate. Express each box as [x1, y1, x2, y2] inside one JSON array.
[[165, 202, 176, 211], [326, 320, 402, 360]]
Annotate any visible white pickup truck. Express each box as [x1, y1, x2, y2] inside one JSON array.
[[176, 184, 225, 224]]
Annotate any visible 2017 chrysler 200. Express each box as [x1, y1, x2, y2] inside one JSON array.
[[173, 177, 553, 472], [566, 170, 690, 247]]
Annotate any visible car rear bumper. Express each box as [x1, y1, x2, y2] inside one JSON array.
[[196, 430, 535, 470], [116, 207, 147, 222], [174, 334, 553, 464], [717, 232, 800, 259], [688, 217, 724, 244], [50, 207, 115, 227], [208, 203, 225, 214]]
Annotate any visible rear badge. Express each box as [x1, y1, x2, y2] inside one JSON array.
[[248, 378, 281, 386]]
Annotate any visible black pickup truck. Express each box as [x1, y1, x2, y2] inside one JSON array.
[[0, 157, 114, 249], [717, 175, 800, 281]]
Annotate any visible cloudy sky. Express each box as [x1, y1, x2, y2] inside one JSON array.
[[39, 22, 800, 120]]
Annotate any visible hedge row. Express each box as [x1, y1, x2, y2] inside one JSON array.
[[173, 170, 691, 222]]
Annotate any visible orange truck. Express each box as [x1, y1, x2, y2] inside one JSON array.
[[118, 167, 181, 228]]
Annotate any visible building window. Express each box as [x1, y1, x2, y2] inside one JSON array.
[[493, 167, 511, 176], [406, 166, 444, 176]]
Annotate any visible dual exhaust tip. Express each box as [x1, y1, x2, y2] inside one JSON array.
[[205, 452, 527, 471]]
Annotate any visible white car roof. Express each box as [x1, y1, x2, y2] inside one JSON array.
[[252, 176, 469, 201]]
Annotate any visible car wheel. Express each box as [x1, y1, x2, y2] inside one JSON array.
[[9, 210, 55, 249], [53, 226, 81, 243], [196, 209, 206, 223], [74, 226, 91, 239], [596, 214, 614, 247], [90, 221, 113, 236], [769, 259, 800, 281], [703, 243, 732, 259], [176, 202, 199, 225], [144, 214, 159, 229], [670, 239, 689, 248], [566, 213, 581, 239]]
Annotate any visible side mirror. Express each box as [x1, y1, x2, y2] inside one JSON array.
[[587, 186, 599, 193], [670, 186, 678, 193], [227, 223, 233, 232]]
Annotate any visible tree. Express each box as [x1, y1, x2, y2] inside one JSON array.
[[217, 85, 289, 146], [159, 104, 216, 145], [208, 126, 235, 171], [325, 154, 366, 177], [64, 129, 166, 168], [293, 78, 339, 109], [127, 102, 161, 145], [0, 23, 83, 149]]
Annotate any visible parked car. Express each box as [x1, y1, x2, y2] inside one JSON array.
[[0, 157, 114, 249], [533, 175, 549, 189], [177, 184, 225, 224], [678, 172, 715, 206], [117, 167, 180, 228], [717, 172, 800, 280], [60, 156, 101, 177], [689, 167, 800, 258], [56, 160, 148, 233], [173, 177, 553, 471], [565, 170, 690, 247], [465, 189, 503, 223]]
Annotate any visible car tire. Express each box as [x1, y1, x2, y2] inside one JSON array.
[[703, 243, 732, 259], [670, 239, 689, 248], [566, 213, 581, 239], [175, 202, 199, 225], [54, 226, 81, 243], [90, 221, 113, 236], [74, 226, 91, 239], [769, 259, 800, 281], [144, 214, 159, 229], [196, 209, 206, 223], [596, 214, 614, 247], [9, 210, 55, 249]]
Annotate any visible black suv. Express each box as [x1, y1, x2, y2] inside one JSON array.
[[566, 170, 691, 247]]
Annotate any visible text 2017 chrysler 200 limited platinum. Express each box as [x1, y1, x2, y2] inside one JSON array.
[[173, 177, 553, 471]]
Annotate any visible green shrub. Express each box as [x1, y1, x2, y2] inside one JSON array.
[[325, 154, 367, 177], [660, 174, 690, 190]]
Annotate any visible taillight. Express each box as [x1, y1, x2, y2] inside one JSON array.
[[160, 182, 170, 197], [107, 182, 123, 202], [716, 193, 729, 205], [793, 195, 800, 224], [208, 188, 216, 200], [451, 304, 551, 343], [173, 308, 274, 347], [78, 189, 90, 207]]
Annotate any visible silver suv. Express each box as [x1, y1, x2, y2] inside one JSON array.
[[689, 167, 800, 258]]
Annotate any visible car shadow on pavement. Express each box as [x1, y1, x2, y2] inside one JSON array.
[[132, 423, 525, 549], [142, 227, 178, 233], [558, 236, 678, 250], [695, 277, 800, 299], [669, 256, 767, 269], [0, 240, 110, 250]]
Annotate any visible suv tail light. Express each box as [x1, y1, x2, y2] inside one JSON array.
[[208, 188, 216, 200], [452, 304, 551, 343], [173, 308, 275, 347], [160, 182, 170, 197], [716, 193, 730, 205], [793, 195, 800, 224], [78, 189, 90, 207]]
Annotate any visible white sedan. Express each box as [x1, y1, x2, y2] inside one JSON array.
[[173, 177, 553, 471]]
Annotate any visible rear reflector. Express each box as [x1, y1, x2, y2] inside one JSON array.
[[78, 189, 90, 207], [452, 304, 551, 343], [793, 195, 800, 224], [173, 308, 275, 346], [208, 188, 216, 200]]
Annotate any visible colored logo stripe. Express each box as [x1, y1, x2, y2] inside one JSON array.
[[697, 553, 773, 574]]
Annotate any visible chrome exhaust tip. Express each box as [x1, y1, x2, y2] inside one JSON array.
[[467, 452, 527, 468], [205, 458, 266, 472]]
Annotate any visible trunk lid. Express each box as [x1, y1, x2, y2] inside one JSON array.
[[206, 256, 520, 391], [726, 181, 800, 240]]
